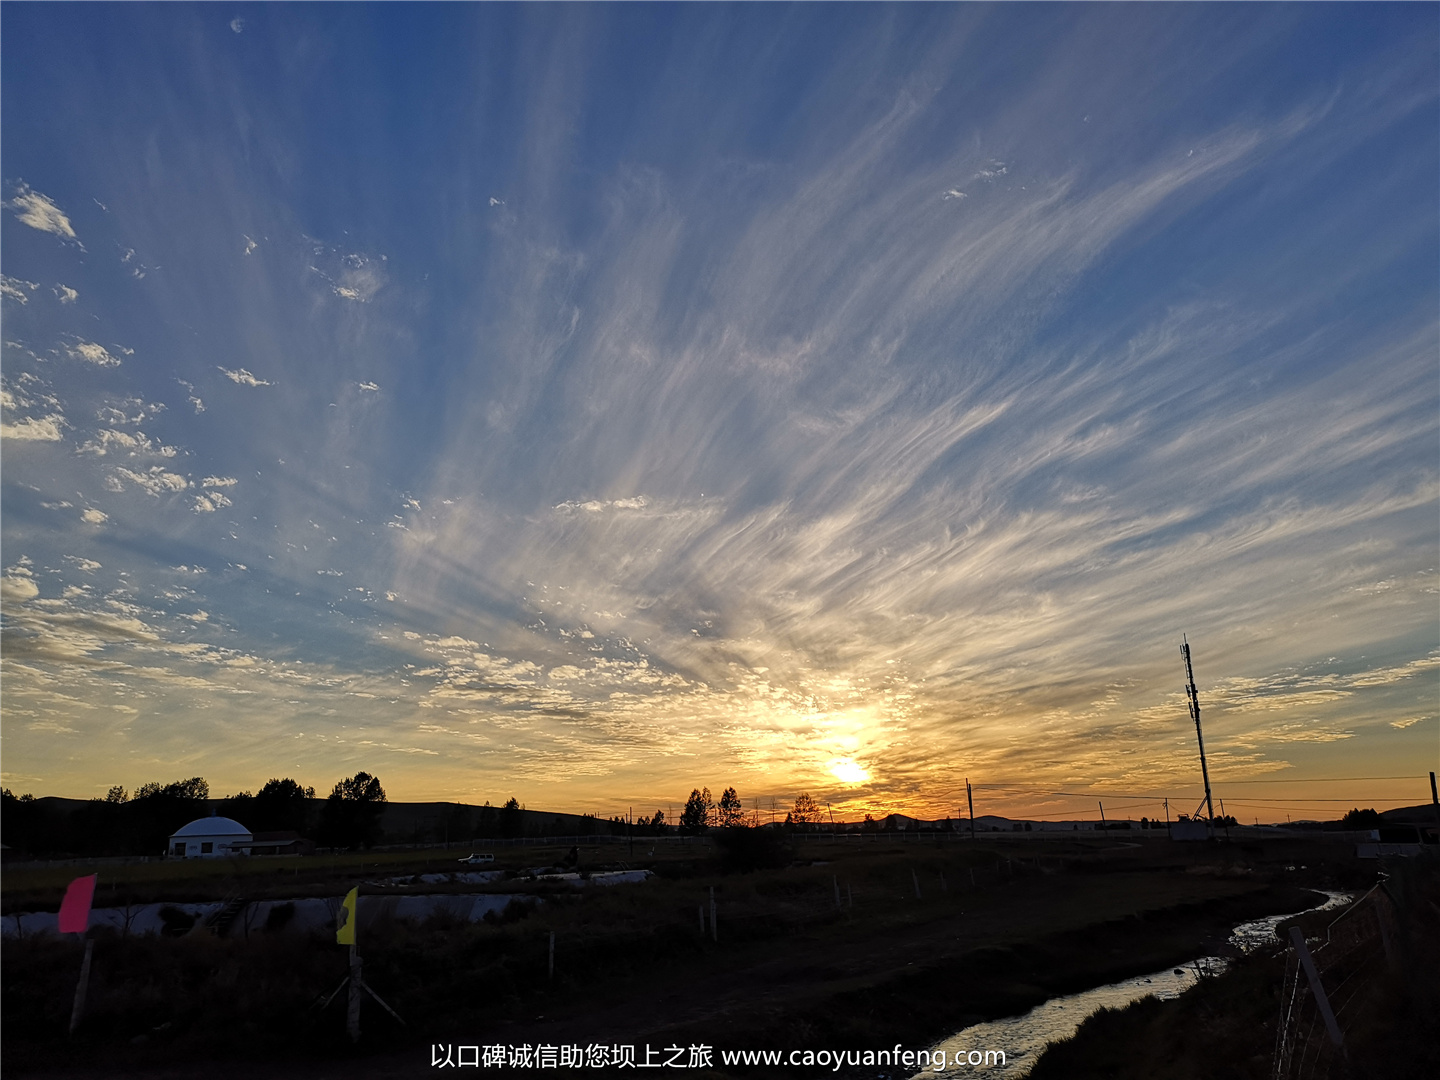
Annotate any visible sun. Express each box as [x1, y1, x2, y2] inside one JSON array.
[[828, 758, 871, 784]]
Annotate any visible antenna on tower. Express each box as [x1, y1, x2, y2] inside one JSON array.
[[1182, 636, 1216, 836]]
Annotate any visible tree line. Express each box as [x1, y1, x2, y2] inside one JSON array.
[[1, 772, 392, 857], [634, 788, 827, 834], [3, 775, 860, 859]]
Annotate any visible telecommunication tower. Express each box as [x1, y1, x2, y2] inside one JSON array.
[[1182, 637, 1216, 832]]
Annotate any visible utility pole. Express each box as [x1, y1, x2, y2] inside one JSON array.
[[966, 778, 976, 841], [1182, 637, 1217, 834], [1430, 772, 1440, 841], [1098, 800, 1106, 826]]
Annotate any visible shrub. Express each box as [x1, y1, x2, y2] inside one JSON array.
[[713, 826, 792, 872]]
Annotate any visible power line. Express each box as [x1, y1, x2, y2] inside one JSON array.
[[973, 786, 1176, 800], [1219, 796, 1422, 805], [1211, 775, 1426, 785], [960, 775, 1427, 801]]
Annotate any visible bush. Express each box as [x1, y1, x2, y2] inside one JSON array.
[[712, 827, 792, 872]]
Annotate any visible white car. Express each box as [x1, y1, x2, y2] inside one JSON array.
[[458, 853, 495, 864]]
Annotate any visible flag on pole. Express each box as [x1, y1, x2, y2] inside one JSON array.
[[336, 886, 358, 945], [59, 874, 97, 934]]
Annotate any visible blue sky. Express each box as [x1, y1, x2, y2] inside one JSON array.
[[2, 4, 1435, 822]]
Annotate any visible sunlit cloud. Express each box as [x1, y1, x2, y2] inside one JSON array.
[[1, 414, 65, 441], [192, 492, 232, 513], [67, 340, 124, 367], [106, 466, 189, 497], [1, 275, 38, 303], [3, 182, 81, 244], [218, 366, 271, 387]]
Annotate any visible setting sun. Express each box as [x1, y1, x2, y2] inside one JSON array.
[[829, 759, 871, 785]]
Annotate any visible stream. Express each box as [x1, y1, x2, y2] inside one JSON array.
[[909, 890, 1352, 1079]]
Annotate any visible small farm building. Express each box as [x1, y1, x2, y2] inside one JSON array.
[[167, 816, 253, 858]]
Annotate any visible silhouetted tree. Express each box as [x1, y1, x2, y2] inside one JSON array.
[[318, 772, 387, 849], [239, 778, 316, 834], [717, 787, 745, 828], [680, 788, 713, 833], [2, 788, 52, 854], [1341, 807, 1382, 829], [790, 792, 821, 824], [131, 777, 209, 803], [133, 777, 211, 854], [499, 796, 523, 838]]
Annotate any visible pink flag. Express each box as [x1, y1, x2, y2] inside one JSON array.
[[58, 874, 97, 934]]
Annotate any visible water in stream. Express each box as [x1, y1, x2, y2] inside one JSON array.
[[910, 891, 1352, 1079]]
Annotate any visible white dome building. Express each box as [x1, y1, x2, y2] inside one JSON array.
[[167, 816, 253, 858]]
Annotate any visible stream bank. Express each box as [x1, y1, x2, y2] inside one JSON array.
[[1024, 862, 1439, 1080], [725, 883, 1328, 1079]]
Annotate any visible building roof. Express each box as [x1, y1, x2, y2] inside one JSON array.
[[171, 816, 251, 838]]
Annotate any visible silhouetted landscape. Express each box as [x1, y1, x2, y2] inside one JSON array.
[[5, 784, 1437, 1078]]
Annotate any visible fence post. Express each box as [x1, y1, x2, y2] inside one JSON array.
[[347, 945, 362, 1043], [912, 870, 922, 900], [68, 939, 94, 1036], [1375, 895, 1397, 971], [1288, 926, 1344, 1049]]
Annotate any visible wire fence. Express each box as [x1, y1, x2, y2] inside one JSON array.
[[1271, 883, 1395, 1080], [495, 851, 1062, 983]]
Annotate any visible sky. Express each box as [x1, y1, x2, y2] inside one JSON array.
[[2, 4, 1436, 824]]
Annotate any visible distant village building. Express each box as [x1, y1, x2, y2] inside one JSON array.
[[247, 830, 315, 856], [167, 816, 253, 858], [1170, 818, 1211, 841]]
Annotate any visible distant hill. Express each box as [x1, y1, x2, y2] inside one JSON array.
[[375, 801, 624, 843], [1381, 803, 1440, 825], [10, 797, 622, 834]]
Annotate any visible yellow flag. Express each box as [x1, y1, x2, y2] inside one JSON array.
[[336, 886, 358, 945]]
